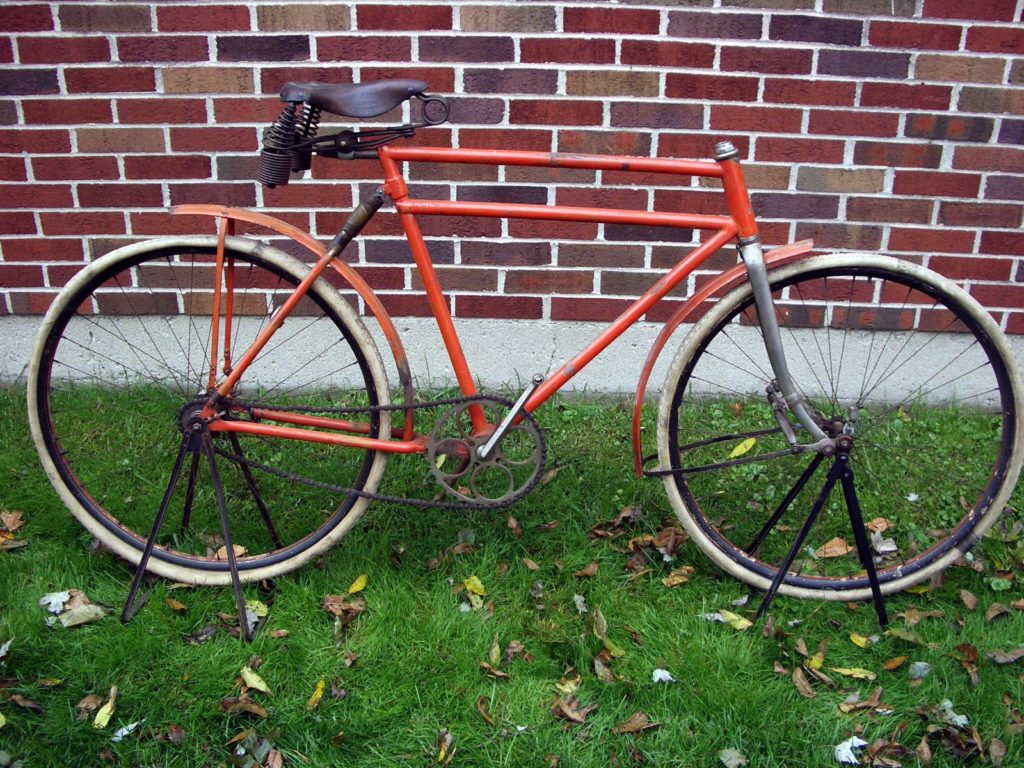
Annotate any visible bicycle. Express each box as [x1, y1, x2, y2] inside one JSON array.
[[26, 78, 1024, 638]]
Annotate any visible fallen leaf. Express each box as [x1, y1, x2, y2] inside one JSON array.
[[916, 734, 932, 764], [322, 595, 366, 630], [960, 590, 978, 611], [480, 661, 510, 680], [329, 679, 348, 699], [268, 629, 289, 639], [507, 517, 523, 537], [436, 728, 455, 767], [536, 519, 560, 531], [488, 635, 501, 666], [331, 729, 345, 746], [166, 723, 186, 746], [829, 667, 877, 681], [476, 696, 495, 726], [662, 566, 695, 588], [0, 712, 5, 729], [792, 667, 816, 698], [463, 575, 487, 596], [182, 625, 218, 645], [719, 609, 752, 631], [987, 648, 1024, 665], [849, 632, 873, 648], [244, 599, 268, 619], [573, 561, 599, 578], [0, 510, 24, 532], [719, 748, 749, 768], [554, 670, 580, 695], [347, 573, 368, 595], [306, 679, 325, 711], [214, 544, 246, 560], [882, 656, 907, 671], [866, 518, 892, 533], [551, 695, 596, 724], [522, 557, 540, 571], [77, 693, 103, 720], [37, 677, 61, 687], [898, 608, 943, 626], [986, 602, 1010, 623], [611, 711, 660, 735], [773, 660, 788, 675], [8, 694, 44, 715], [59, 603, 108, 628], [728, 437, 756, 458], [165, 597, 187, 613], [218, 696, 268, 718], [815, 537, 851, 559], [94, 686, 117, 729], [239, 666, 271, 695], [591, 607, 608, 640], [885, 628, 935, 648], [990, 737, 1007, 767]]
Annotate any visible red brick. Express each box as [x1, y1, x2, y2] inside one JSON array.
[[711, 105, 803, 134], [667, 11, 762, 40], [65, 66, 155, 93], [551, 297, 633, 322], [420, 35, 514, 63], [33, 155, 119, 181], [0, 182, 72, 209], [980, 230, 1024, 254], [564, 6, 660, 35], [318, 35, 411, 62], [888, 227, 976, 253], [129, 212, 206, 235], [416, 216, 501, 239], [262, 182, 353, 209], [22, 99, 113, 124], [77, 127, 163, 153], [970, 283, 1024, 309], [861, 82, 952, 110], [455, 294, 542, 319], [558, 243, 644, 269], [621, 40, 715, 69], [655, 189, 731, 215], [17, 35, 110, 63], [58, 4, 151, 32], [353, 66, 452, 91], [211, 97, 287, 124], [666, 73, 759, 102], [461, 240, 551, 267], [660, 132, 749, 160], [78, 183, 164, 208], [808, 109, 899, 138], [939, 201, 1022, 228], [510, 99, 603, 126], [118, 35, 209, 62], [116, 97, 209, 124], [460, 128, 552, 151], [763, 78, 857, 106], [0, 5, 54, 32], [0, 212, 38, 234], [7, 292, 62, 315], [854, 141, 943, 168], [507, 219, 597, 240], [893, 170, 982, 197], [558, 130, 651, 157], [556, 187, 649, 211], [412, 267, 495, 292], [868, 20, 963, 50], [956, 147, 1024, 176], [504, 167, 596, 186], [169, 127, 257, 152], [520, 38, 615, 65], [756, 137, 846, 165], [0, 264, 43, 287], [0, 39, 11, 63], [922, 0, 1017, 21], [371, 292, 433, 318], [0, 128, 71, 153], [358, 4, 451, 30], [847, 196, 934, 223], [610, 103, 703, 130], [257, 66, 353, 93], [169, 182, 256, 207], [719, 46, 812, 75], [930, 255, 1013, 280], [966, 25, 1024, 54], [0, 157, 27, 181], [39, 211, 126, 235], [463, 68, 557, 95], [123, 155, 212, 180], [1005, 312, 1024, 334], [1, 238, 83, 261], [794, 223, 883, 250], [157, 4, 250, 31]]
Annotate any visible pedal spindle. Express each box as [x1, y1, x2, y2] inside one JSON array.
[[291, 104, 321, 173], [257, 103, 299, 187]]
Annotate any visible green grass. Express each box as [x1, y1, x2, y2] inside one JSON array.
[[1, 387, 1022, 767]]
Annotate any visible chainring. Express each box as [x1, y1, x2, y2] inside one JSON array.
[[426, 396, 546, 505]]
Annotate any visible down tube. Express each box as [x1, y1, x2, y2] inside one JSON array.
[[525, 226, 738, 411]]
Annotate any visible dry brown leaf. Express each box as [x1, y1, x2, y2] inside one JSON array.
[[795, 637, 810, 657], [573, 561, 599, 578], [882, 656, 907, 671], [960, 590, 978, 611], [792, 666, 816, 698], [8, 694, 43, 714], [990, 737, 1007, 767], [322, 595, 366, 621], [662, 566, 695, 588], [986, 602, 1010, 623], [165, 597, 187, 613], [507, 516, 523, 538], [214, 544, 247, 560], [987, 648, 1024, 665], [218, 696, 269, 718], [866, 517, 893, 533], [475, 696, 495, 726], [522, 557, 540, 571], [898, 608, 943, 626], [916, 734, 932, 764], [479, 661, 510, 680], [536, 519, 560, 531], [773, 660, 788, 675], [610, 711, 660, 735], [815, 536, 851, 559], [0, 510, 24, 532], [551, 695, 596, 724]]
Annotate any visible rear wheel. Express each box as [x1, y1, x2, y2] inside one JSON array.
[[657, 254, 1023, 600], [28, 236, 390, 585]]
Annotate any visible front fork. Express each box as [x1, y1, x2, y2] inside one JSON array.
[[738, 237, 834, 453]]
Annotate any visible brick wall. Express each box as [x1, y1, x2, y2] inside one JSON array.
[[1, 1, 1022, 333]]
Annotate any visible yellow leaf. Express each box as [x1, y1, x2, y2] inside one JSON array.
[[662, 566, 695, 588], [829, 667, 877, 680], [883, 656, 907, 671], [719, 609, 753, 631], [463, 575, 487, 596], [244, 599, 268, 617], [347, 573, 368, 595], [850, 633, 872, 648], [306, 679, 325, 711], [0, 711, 6, 729], [603, 637, 626, 658], [488, 635, 501, 666], [729, 437, 756, 458], [93, 686, 117, 729], [240, 666, 271, 695], [905, 583, 930, 595], [165, 597, 187, 613]]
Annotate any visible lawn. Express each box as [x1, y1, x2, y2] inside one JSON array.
[[1, 387, 1022, 767]]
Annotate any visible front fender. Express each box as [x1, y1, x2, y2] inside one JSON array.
[[631, 239, 816, 475]]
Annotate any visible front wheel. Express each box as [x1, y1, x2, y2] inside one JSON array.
[[657, 254, 1023, 600], [28, 235, 391, 585]]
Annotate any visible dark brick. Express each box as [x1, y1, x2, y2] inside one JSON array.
[[605, 224, 693, 243], [999, 120, 1024, 145], [217, 35, 309, 61], [611, 103, 704, 130], [959, 86, 1024, 114], [455, 294, 542, 319], [511, 99, 603, 126], [621, 40, 716, 69], [939, 201, 1022, 228], [666, 74, 759, 102], [59, 4, 151, 32], [0, 67, 58, 95], [769, 15, 863, 46], [0, 101, 17, 125], [986, 176, 1024, 201], [752, 192, 839, 220], [966, 25, 1024, 54], [719, 46, 812, 75], [463, 68, 557, 95], [420, 35, 513, 63], [667, 11, 762, 40], [818, 50, 911, 79], [0, 5, 54, 32], [520, 38, 615, 65], [868, 20, 963, 51], [457, 185, 547, 205], [17, 35, 110, 64], [118, 35, 209, 62], [905, 114, 993, 143], [317, 35, 411, 62], [461, 240, 550, 267]]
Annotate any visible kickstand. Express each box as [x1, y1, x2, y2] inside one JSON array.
[[755, 451, 889, 627]]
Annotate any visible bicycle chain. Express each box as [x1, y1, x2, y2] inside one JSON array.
[[211, 393, 548, 511]]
